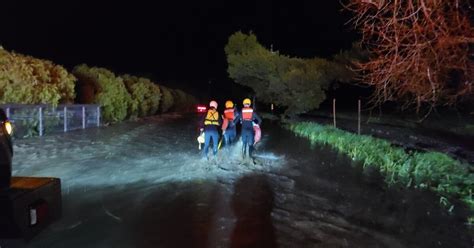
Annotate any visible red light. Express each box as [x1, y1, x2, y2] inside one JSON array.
[[197, 105, 207, 113]]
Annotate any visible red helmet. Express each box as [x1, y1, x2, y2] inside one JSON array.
[[209, 100, 218, 108]]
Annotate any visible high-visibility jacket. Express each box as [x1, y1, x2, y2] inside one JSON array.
[[239, 107, 262, 131], [204, 109, 219, 126], [242, 107, 254, 121], [224, 108, 235, 120]]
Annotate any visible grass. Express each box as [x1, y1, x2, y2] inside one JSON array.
[[288, 122, 474, 219]]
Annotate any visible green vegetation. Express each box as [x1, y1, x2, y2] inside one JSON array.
[[13, 108, 70, 138], [225, 32, 354, 116], [0, 47, 198, 131], [158, 86, 174, 113], [72, 65, 197, 122], [288, 122, 474, 213], [11, 109, 41, 138], [72, 65, 198, 122], [122, 75, 161, 118], [0, 47, 76, 105], [73, 65, 132, 122], [0, 46, 199, 139]]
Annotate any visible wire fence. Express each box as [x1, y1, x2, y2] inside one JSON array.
[[1, 104, 101, 138]]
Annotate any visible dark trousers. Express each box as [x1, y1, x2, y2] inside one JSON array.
[[203, 129, 219, 158], [224, 126, 237, 146], [241, 129, 254, 158]]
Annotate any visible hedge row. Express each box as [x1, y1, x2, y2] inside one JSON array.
[[0, 47, 198, 123], [0, 47, 75, 105], [72, 65, 198, 122]]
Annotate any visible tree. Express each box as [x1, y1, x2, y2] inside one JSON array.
[[0, 47, 76, 105], [158, 86, 175, 113], [346, 0, 474, 110], [225, 32, 353, 115], [122, 75, 161, 117], [72, 65, 132, 122]]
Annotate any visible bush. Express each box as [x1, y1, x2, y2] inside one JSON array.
[[122, 75, 161, 117], [288, 122, 473, 212], [158, 86, 174, 113], [72, 65, 131, 123], [0, 47, 76, 105]]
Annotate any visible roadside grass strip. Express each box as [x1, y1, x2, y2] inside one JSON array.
[[288, 122, 474, 219]]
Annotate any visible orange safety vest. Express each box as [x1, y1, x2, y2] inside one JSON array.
[[242, 107, 253, 121], [224, 108, 235, 120], [204, 109, 219, 126]]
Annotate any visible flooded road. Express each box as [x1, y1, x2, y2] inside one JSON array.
[[11, 114, 472, 247]]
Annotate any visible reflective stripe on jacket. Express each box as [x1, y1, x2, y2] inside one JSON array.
[[204, 109, 219, 126], [242, 107, 253, 121]]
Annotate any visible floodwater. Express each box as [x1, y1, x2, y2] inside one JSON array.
[[11, 114, 473, 247]]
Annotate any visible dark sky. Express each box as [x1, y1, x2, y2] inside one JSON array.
[[0, 1, 357, 93]]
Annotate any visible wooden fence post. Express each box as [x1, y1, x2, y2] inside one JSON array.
[[358, 99, 361, 135], [333, 98, 336, 128]]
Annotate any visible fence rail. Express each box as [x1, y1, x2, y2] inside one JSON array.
[[1, 104, 101, 138]]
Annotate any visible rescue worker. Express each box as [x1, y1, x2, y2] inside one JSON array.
[[237, 98, 262, 159], [200, 100, 221, 160], [222, 100, 239, 148]]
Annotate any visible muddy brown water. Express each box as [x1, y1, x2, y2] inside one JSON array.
[[9, 114, 473, 248]]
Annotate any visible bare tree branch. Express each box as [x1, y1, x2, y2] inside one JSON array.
[[346, 0, 473, 108]]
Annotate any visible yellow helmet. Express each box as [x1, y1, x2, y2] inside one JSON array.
[[225, 100, 234, 108], [243, 98, 252, 106]]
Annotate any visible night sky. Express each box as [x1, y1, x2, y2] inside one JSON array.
[[0, 1, 357, 95]]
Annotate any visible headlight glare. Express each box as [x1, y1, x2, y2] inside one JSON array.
[[4, 121, 13, 135]]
